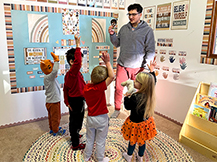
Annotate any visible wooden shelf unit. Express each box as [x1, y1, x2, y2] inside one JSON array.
[[179, 82, 217, 161]]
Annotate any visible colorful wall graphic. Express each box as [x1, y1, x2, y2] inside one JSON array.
[[28, 14, 49, 43], [62, 8, 79, 35], [92, 18, 106, 42], [4, 3, 118, 94]]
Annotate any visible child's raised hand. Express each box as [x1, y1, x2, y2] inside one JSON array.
[[101, 51, 110, 64], [74, 34, 81, 47], [147, 56, 157, 72]]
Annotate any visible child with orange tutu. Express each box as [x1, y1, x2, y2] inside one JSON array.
[[121, 56, 157, 162]]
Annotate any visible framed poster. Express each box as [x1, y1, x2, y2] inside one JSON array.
[[95, 0, 103, 8], [156, 3, 171, 30], [87, 0, 95, 7], [48, 0, 57, 3], [171, 0, 190, 30], [59, 0, 67, 4], [119, 0, 125, 10], [24, 48, 47, 65], [143, 6, 156, 30], [68, 0, 77, 5], [104, 0, 110, 9], [78, 0, 86, 6], [111, 0, 118, 9]]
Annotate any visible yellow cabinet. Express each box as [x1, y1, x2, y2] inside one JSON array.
[[179, 82, 217, 161]]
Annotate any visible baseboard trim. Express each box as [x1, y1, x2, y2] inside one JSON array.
[[154, 111, 183, 126], [0, 112, 69, 129], [0, 110, 182, 129]]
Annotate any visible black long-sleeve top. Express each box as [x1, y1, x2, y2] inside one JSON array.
[[124, 72, 156, 123]]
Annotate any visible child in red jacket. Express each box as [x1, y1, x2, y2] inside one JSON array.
[[63, 35, 86, 150]]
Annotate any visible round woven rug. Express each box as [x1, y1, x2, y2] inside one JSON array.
[[23, 119, 194, 162]]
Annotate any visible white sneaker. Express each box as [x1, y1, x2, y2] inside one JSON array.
[[99, 157, 110, 162], [123, 152, 132, 162], [136, 153, 143, 162], [110, 110, 120, 118]]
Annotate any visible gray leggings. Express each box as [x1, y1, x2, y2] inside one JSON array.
[[84, 114, 109, 161]]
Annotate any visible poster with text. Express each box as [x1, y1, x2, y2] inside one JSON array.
[[111, 0, 118, 9], [68, 0, 77, 5], [104, 0, 110, 9], [143, 6, 156, 30], [78, 0, 86, 6], [59, 0, 67, 4], [24, 48, 47, 65], [87, 0, 95, 7], [156, 3, 171, 30], [119, 0, 125, 9], [171, 0, 190, 30], [95, 0, 103, 8]]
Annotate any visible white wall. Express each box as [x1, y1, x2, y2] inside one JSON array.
[[137, 0, 217, 123]]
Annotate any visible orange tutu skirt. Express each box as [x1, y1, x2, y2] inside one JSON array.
[[121, 116, 157, 146]]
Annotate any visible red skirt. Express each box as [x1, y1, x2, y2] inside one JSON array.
[[121, 116, 157, 146]]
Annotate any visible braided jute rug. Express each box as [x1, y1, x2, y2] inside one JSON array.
[[23, 119, 194, 162]]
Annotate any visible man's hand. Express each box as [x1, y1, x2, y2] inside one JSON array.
[[108, 25, 115, 35]]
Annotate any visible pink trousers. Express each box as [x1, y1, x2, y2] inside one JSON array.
[[115, 64, 139, 110]]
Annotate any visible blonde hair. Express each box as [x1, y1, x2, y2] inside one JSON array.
[[135, 72, 156, 118], [91, 66, 108, 84]]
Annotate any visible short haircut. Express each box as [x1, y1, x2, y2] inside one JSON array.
[[65, 48, 76, 65], [91, 66, 108, 84], [127, 3, 143, 13], [65, 48, 83, 65]]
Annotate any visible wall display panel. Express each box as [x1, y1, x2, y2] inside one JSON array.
[[95, 0, 103, 8], [4, 3, 118, 94], [143, 6, 156, 30], [155, 37, 188, 81], [59, 0, 67, 5], [37, 0, 47, 2], [119, 0, 124, 10], [78, 0, 86, 6], [87, 0, 95, 7], [111, 0, 118, 9], [92, 18, 106, 42], [68, 0, 77, 5], [104, 0, 110, 9], [156, 3, 171, 30], [171, 0, 190, 30], [48, 0, 57, 3], [62, 8, 79, 35]]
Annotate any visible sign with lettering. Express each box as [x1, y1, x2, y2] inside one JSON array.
[[171, 0, 190, 30], [24, 48, 47, 65], [156, 3, 171, 30]]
